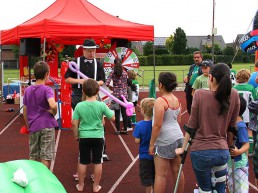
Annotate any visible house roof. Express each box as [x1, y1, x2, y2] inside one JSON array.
[[154, 37, 168, 46], [186, 35, 226, 49], [153, 35, 226, 50]]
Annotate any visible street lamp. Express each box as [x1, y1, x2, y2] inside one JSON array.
[[211, 0, 217, 63]]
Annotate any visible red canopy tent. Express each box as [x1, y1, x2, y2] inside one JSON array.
[[0, 0, 154, 128], [0, 0, 154, 78], [0, 0, 154, 45]]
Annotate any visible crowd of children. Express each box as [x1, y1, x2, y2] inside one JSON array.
[[22, 56, 258, 193]]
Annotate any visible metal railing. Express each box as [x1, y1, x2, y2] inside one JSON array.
[[137, 69, 188, 89]]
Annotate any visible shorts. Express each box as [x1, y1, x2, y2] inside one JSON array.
[[227, 166, 249, 193], [79, 138, 104, 164], [29, 128, 55, 161], [154, 138, 183, 159], [139, 159, 155, 187]]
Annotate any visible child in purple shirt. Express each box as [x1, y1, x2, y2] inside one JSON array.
[[23, 61, 58, 169]]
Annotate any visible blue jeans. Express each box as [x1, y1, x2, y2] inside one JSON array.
[[190, 149, 230, 192]]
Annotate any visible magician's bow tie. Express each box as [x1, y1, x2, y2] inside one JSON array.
[[84, 59, 93, 63]]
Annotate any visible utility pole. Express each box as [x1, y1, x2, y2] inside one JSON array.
[[211, 0, 216, 63]]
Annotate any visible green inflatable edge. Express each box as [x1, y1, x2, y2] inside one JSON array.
[[0, 159, 67, 193]]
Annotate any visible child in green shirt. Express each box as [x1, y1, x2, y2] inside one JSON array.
[[192, 60, 213, 96], [72, 78, 115, 192]]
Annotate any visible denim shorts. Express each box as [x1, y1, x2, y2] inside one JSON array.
[[190, 149, 230, 192], [139, 159, 155, 187]]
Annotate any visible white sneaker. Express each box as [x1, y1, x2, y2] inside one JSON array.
[[127, 127, 133, 131], [103, 154, 110, 161]]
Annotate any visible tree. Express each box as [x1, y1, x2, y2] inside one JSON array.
[[222, 46, 234, 55], [172, 27, 187, 55], [61, 45, 76, 58], [203, 43, 222, 55], [214, 44, 222, 55], [143, 41, 153, 56], [11, 45, 19, 59], [185, 47, 199, 55], [131, 47, 142, 56], [165, 35, 174, 54]]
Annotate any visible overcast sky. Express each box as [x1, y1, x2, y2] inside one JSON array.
[[0, 0, 257, 43]]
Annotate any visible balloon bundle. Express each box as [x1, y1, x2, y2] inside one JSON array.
[[69, 61, 134, 116], [240, 10, 258, 54], [239, 29, 258, 54]]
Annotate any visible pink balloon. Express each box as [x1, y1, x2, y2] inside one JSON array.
[[69, 61, 134, 116]]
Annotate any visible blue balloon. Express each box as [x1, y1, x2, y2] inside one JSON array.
[[248, 72, 258, 88]]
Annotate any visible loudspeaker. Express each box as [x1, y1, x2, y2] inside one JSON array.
[[111, 38, 129, 48], [20, 38, 41, 56]]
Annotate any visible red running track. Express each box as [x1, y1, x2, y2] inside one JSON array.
[[0, 91, 257, 192]]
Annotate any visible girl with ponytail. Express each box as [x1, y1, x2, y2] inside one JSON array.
[[209, 63, 232, 114], [149, 72, 185, 193], [176, 63, 240, 193]]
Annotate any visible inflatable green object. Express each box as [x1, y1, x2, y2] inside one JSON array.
[[0, 160, 66, 193]]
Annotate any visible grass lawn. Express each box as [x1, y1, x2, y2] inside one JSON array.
[[138, 63, 254, 86], [3, 63, 255, 85]]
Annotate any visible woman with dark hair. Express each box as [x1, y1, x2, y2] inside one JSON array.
[[149, 72, 185, 193], [106, 58, 128, 135], [176, 63, 240, 193]]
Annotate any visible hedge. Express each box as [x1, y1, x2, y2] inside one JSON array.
[[138, 54, 255, 66]]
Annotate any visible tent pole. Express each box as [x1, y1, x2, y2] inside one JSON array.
[[0, 33, 2, 109], [43, 38, 46, 62], [211, 0, 215, 63], [153, 41, 156, 86]]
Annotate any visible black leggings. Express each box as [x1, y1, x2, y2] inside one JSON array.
[[185, 85, 193, 114], [115, 105, 128, 131]]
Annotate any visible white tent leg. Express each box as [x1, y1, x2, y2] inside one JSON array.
[[43, 38, 46, 61]]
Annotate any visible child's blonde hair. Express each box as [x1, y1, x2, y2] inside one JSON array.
[[128, 70, 137, 80], [140, 98, 155, 117], [236, 69, 250, 83]]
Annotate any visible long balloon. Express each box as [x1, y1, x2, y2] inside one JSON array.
[[69, 61, 134, 116]]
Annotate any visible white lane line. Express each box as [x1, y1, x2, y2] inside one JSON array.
[[50, 129, 62, 172], [109, 121, 134, 161], [108, 155, 139, 193], [249, 182, 258, 192], [0, 114, 20, 135]]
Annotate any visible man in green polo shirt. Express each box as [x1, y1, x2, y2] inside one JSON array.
[[183, 51, 203, 114]]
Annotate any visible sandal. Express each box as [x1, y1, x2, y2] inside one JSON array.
[[93, 185, 102, 193], [90, 174, 95, 182], [76, 184, 84, 192], [73, 173, 79, 181]]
